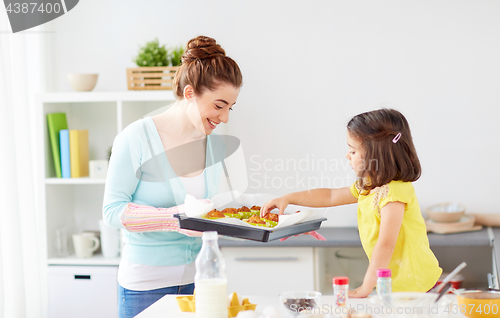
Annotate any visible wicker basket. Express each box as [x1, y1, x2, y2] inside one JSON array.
[[126, 66, 180, 90]]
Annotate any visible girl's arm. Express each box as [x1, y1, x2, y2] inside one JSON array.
[[260, 187, 357, 216], [349, 201, 405, 298]]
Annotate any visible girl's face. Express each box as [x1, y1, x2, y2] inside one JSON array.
[[186, 83, 240, 135], [346, 131, 364, 176]]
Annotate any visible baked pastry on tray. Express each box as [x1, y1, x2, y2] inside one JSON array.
[[203, 206, 281, 228], [221, 207, 239, 218], [205, 209, 226, 219]]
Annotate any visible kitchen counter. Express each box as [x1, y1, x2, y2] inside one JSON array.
[[136, 294, 464, 318], [219, 227, 493, 248], [219, 227, 499, 290]]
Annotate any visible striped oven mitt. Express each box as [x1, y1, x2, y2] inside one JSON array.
[[120, 201, 212, 237]]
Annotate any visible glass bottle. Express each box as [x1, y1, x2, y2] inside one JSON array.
[[194, 231, 228, 318], [377, 269, 393, 308]]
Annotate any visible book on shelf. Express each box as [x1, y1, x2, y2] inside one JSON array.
[[47, 113, 68, 178], [69, 130, 89, 178], [59, 129, 71, 178]]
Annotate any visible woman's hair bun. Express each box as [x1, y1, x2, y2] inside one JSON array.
[[182, 36, 226, 64]]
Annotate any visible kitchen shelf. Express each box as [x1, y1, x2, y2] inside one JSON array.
[[37, 90, 176, 103], [48, 254, 120, 266], [45, 177, 106, 185], [35, 91, 179, 318], [36, 92, 175, 261]]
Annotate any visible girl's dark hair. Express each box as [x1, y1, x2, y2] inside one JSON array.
[[173, 36, 243, 98], [347, 108, 421, 191]]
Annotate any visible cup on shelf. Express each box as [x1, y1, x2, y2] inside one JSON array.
[[98, 220, 120, 258], [82, 230, 101, 254], [72, 233, 100, 258], [55, 227, 70, 257]]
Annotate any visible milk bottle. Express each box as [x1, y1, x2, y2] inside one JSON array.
[[195, 231, 228, 318]]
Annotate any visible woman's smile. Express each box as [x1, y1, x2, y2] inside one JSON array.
[[207, 118, 219, 129]]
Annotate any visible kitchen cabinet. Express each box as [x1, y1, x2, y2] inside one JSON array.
[[220, 227, 498, 295], [35, 91, 177, 317], [48, 265, 118, 318], [221, 247, 315, 295]]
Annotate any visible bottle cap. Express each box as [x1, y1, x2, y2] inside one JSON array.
[[202, 231, 218, 240], [333, 276, 349, 285], [377, 269, 392, 277]]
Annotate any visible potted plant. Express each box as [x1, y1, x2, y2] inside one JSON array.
[[127, 38, 183, 90], [169, 45, 185, 67]]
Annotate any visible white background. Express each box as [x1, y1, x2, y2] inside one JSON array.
[[43, 0, 500, 226]]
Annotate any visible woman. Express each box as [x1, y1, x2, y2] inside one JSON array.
[[103, 35, 243, 318]]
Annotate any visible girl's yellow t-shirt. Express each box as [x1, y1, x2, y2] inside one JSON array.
[[350, 180, 442, 292]]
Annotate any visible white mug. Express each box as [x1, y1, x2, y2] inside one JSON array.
[[98, 220, 120, 258], [72, 233, 100, 258]]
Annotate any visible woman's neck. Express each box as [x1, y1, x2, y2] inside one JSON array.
[[153, 100, 205, 143]]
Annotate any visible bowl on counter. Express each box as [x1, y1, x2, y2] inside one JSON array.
[[456, 290, 500, 318], [426, 203, 466, 223], [279, 291, 321, 315], [67, 73, 99, 92], [369, 292, 453, 317]]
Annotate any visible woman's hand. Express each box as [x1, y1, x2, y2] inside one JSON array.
[[260, 195, 290, 217], [348, 284, 374, 298]]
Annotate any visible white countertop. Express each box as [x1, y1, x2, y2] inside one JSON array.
[[136, 294, 465, 318]]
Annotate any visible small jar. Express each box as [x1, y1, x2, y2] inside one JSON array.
[[377, 269, 393, 308], [333, 276, 349, 307]]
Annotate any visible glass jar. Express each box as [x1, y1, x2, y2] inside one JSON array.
[[333, 276, 349, 307], [377, 268, 393, 308]]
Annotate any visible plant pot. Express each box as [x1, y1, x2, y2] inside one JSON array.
[[126, 66, 180, 90]]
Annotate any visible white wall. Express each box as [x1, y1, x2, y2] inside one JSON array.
[[44, 0, 500, 226]]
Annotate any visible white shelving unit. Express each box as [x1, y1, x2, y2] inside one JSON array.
[[34, 91, 176, 318]]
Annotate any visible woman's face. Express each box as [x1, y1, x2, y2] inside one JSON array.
[[186, 83, 240, 135], [346, 131, 365, 177]]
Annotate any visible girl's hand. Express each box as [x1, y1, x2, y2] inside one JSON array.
[[260, 196, 290, 217], [348, 284, 374, 298]]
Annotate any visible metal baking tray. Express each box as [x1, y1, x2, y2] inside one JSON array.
[[174, 213, 327, 242]]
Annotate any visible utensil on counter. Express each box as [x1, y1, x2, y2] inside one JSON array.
[[434, 282, 452, 303], [431, 261, 467, 293]]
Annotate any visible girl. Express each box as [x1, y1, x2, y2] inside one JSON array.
[[261, 108, 442, 297], [103, 36, 242, 317]]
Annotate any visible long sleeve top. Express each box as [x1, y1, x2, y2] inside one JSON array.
[[103, 117, 225, 266]]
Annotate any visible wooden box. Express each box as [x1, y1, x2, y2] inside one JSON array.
[[126, 66, 180, 90]]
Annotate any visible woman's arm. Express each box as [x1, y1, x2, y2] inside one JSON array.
[[102, 127, 202, 236], [102, 131, 140, 229], [261, 187, 357, 216], [120, 202, 204, 236], [349, 201, 405, 298]]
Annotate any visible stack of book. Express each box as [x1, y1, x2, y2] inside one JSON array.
[[47, 113, 89, 178]]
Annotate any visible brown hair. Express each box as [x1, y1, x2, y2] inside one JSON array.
[[347, 108, 422, 191], [173, 36, 243, 99]]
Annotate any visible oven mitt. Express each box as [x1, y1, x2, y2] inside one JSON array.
[[279, 230, 326, 242], [121, 201, 212, 236]]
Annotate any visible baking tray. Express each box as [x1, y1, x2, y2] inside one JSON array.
[[174, 213, 327, 242]]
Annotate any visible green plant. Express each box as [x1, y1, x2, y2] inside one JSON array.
[[169, 45, 185, 67], [133, 38, 169, 67]]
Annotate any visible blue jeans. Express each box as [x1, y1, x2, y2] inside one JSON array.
[[118, 283, 194, 318]]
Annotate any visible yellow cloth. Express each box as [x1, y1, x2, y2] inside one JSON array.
[[350, 180, 442, 292]]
